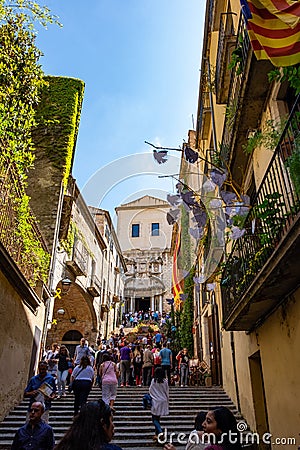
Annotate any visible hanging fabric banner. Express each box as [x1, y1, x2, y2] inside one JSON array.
[[240, 0, 300, 66], [172, 226, 183, 310]]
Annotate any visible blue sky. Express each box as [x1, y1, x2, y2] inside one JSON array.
[[36, 1, 205, 216]]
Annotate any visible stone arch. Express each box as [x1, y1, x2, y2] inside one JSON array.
[[62, 330, 83, 358], [47, 279, 98, 348]]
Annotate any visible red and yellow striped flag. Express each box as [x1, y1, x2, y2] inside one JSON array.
[[172, 226, 183, 310], [241, 0, 300, 66]]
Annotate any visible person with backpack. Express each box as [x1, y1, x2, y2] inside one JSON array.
[[149, 366, 169, 442]]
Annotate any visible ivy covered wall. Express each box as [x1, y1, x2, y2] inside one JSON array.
[[27, 76, 85, 251], [32, 76, 85, 187]]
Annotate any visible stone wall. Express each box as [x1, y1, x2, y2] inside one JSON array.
[[0, 270, 45, 420]]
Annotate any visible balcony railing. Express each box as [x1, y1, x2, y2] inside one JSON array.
[[0, 164, 49, 286], [87, 274, 101, 297], [219, 14, 250, 164], [221, 95, 300, 330], [66, 244, 88, 276], [198, 91, 211, 140], [215, 12, 237, 105]]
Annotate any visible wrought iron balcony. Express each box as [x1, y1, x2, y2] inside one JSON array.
[[221, 96, 300, 331], [198, 91, 211, 140], [215, 12, 237, 105], [87, 274, 101, 297], [0, 164, 49, 288], [66, 244, 88, 276], [219, 13, 250, 164]]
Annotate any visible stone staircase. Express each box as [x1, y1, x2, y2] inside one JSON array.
[[0, 386, 244, 449]]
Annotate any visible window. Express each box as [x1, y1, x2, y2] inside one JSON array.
[[132, 224, 140, 237], [152, 223, 159, 236]]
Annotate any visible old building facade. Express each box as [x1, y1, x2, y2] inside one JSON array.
[[187, 0, 300, 443], [116, 196, 173, 313]]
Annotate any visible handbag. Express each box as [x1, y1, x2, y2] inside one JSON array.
[[68, 367, 84, 393]]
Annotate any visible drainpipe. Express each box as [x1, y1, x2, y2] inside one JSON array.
[[230, 331, 241, 411], [41, 181, 65, 356]]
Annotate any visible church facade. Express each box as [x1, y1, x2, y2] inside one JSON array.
[[115, 196, 173, 314]]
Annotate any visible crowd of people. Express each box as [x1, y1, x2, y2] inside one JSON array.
[[12, 322, 243, 450], [121, 310, 171, 328]]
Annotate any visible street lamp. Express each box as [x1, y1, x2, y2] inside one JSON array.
[[61, 277, 72, 295]]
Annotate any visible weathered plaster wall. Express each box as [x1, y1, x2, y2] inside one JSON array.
[[220, 289, 300, 444], [0, 270, 45, 420]]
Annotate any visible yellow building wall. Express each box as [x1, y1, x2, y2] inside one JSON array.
[[220, 289, 300, 445], [258, 291, 300, 442]]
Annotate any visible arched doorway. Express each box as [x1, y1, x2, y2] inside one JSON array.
[[62, 330, 83, 357]]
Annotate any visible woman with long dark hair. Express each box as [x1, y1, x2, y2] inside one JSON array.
[[54, 400, 122, 450], [149, 366, 169, 442], [164, 406, 242, 450], [201, 406, 242, 450], [100, 353, 119, 412], [57, 345, 71, 398], [71, 355, 94, 416]]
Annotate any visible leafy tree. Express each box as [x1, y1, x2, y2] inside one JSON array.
[[0, 1, 58, 284], [0, 1, 60, 174]]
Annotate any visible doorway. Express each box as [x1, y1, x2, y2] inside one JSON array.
[[62, 330, 83, 357], [249, 351, 270, 450], [135, 297, 150, 312], [208, 302, 222, 385]]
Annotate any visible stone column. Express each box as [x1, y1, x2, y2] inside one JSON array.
[[151, 296, 155, 311], [130, 297, 135, 313], [159, 294, 163, 312]]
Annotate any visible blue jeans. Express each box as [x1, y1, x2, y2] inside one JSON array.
[[73, 380, 92, 415], [152, 414, 162, 436], [57, 369, 69, 395], [120, 360, 130, 384], [180, 364, 189, 386]]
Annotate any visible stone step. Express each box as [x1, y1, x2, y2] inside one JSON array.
[[0, 385, 245, 449]]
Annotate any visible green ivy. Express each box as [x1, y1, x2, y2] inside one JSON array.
[[286, 137, 300, 196], [179, 267, 195, 356], [0, 2, 56, 286], [33, 76, 85, 188], [268, 65, 300, 95], [60, 221, 77, 257]]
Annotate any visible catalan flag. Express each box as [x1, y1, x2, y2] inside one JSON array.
[[241, 0, 300, 66], [172, 227, 183, 310]]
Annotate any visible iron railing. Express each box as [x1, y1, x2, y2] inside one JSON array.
[[221, 95, 300, 319], [198, 91, 211, 140], [72, 244, 88, 275], [219, 14, 250, 164], [215, 12, 237, 103], [0, 164, 49, 285], [90, 273, 101, 292]]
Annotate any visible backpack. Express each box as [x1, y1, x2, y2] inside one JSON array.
[[135, 355, 142, 364]]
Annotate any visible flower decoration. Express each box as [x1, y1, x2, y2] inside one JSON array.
[[153, 150, 168, 164], [167, 193, 182, 207], [184, 146, 199, 163]]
